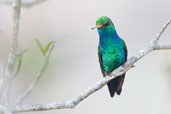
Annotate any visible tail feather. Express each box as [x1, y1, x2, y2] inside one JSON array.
[[107, 74, 125, 97]]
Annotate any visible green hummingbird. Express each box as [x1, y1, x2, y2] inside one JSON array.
[[92, 16, 128, 97]]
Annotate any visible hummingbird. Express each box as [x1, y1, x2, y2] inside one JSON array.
[[92, 16, 128, 97]]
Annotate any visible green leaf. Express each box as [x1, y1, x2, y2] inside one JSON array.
[[35, 38, 46, 56], [15, 49, 28, 75], [35, 38, 55, 56], [44, 41, 55, 56], [17, 53, 23, 73]]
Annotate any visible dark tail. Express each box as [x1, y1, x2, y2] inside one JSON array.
[[107, 73, 125, 97]]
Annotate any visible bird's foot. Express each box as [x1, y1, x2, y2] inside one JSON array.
[[108, 74, 113, 77], [132, 65, 135, 68]]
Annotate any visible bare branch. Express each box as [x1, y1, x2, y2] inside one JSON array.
[[6, 49, 28, 106], [11, 18, 171, 113], [150, 18, 171, 46], [14, 44, 55, 106], [21, 0, 48, 7], [154, 44, 171, 50], [0, 0, 48, 7], [0, 0, 22, 101]]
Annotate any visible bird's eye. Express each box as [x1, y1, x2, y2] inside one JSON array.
[[103, 21, 110, 26]]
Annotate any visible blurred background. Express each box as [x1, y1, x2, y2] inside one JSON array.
[[0, 0, 171, 114]]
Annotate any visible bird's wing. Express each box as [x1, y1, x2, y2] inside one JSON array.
[[98, 47, 107, 77], [115, 39, 128, 95]]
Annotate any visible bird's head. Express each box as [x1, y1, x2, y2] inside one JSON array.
[[92, 16, 115, 33]]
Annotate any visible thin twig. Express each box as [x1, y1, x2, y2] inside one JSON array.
[[11, 18, 171, 113], [14, 45, 55, 106], [154, 44, 171, 50], [150, 18, 171, 46]]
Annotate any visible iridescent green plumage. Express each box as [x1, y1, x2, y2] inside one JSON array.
[[96, 16, 127, 97]]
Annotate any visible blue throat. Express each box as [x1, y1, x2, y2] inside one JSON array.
[[98, 29, 120, 47]]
